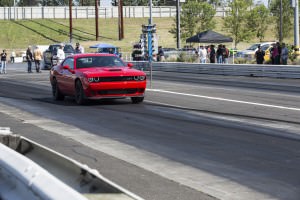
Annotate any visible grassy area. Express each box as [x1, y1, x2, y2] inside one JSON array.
[[0, 17, 291, 55], [0, 18, 177, 53]]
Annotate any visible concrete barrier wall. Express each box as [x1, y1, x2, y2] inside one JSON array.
[[131, 61, 300, 79], [0, 133, 144, 200]]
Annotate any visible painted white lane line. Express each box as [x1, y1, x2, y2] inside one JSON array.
[[147, 89, 300, 112], [0, 100, 284, 200]]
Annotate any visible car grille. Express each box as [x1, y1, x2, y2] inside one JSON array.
[[97, 76, 135, 82], [98, 89, 138, 95]]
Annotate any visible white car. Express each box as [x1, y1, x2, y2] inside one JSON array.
[[236, 42, 275, 59]]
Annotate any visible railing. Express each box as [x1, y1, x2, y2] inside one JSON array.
[[0, 6, 228, 20], [130, 61, 300, 79], [0, 132, 143, 200]]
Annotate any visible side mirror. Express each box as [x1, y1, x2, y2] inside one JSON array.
[[127, 63, 134, 68], [63, 65, 70, 70], [63, 65, 75, 74]]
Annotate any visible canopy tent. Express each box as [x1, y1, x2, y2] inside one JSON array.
[[186, 30, 233, 43]]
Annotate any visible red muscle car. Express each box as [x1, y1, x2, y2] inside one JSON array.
[[50, 53, 146, 105]]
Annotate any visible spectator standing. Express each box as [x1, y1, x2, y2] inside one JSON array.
[[209, 45, 216, 63], [216, 45, 223, 63], [277, 42, 282, 64], [0, 50, 7, 74], [273, 43, 280, 65], [223, 45, 229, 64], [26, 46, 33, 73], [255, 45, 265, 64], [158, 46, 165, 62], [10, 50, 16, 63], [34, 46, 43, 72], [199, 46, 207, 63], [108, 48, 114, 54], [75, 42, 84, 54], [281, 43, 289, 65], [56, 44, 65, 64]]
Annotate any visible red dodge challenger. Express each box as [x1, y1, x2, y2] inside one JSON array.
[[50, 53, 146, 105]]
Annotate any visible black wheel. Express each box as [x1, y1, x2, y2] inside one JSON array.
[[75, 81, 87, 105], [52, 78, 64, 101], [131, 97, 144, 104]]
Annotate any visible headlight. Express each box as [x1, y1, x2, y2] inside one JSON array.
[[134, 76, 146, 81], [88, 77, 100, 83]]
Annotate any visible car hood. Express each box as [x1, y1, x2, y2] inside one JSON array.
[[78, 67, 145, 77]]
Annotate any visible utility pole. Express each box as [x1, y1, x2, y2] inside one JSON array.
[[176, 0, 181, 49], [294, 0, 299, 50], [95, 0, 99, 41], [279, 0, 283, 43], [69, 0, 73, 43], [118, 0, 124, 40], [149, 0, 153, 24]]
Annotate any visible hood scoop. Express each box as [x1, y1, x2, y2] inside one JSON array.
[[108, 68, 122, 71]]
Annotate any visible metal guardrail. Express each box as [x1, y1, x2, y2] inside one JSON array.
[[131, 61, 300, 79], [0, 132, 144, 200]]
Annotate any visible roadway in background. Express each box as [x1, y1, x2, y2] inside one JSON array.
[[0, 63, 299, 200]]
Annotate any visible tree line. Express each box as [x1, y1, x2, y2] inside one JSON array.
[[0, 0, 293, 47], [170, 0, 293, 48]]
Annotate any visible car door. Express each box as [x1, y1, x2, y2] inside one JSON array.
[[61, 57, 75, 95]]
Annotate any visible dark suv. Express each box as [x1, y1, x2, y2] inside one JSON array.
[[43, 44, 75, 69]]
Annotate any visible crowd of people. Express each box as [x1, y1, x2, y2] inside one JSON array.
[[26, 45, 44, 73], [254, 42, 289, 65], [0, 42, 86, 74], [196, 44, 230, 64]]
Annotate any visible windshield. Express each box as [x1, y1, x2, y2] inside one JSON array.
[[76, 56, 125, 69], [97, 48, 119, 54], [261, 44, 272, 51], [247, 44, 260, 51]]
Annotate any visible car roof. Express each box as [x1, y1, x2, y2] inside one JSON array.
[[70, 53, 118, 59]]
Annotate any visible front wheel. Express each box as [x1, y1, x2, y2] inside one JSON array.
[[52, 78, 64, 101], [131, 97, 144, 104], [75, 81, 87, 105]]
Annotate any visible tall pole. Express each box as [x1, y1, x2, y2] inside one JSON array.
[[118, 0, 124, 40], [149, 0, 153, 24], [295, 0, 299, 49], [279, 0, 283, 43], [148, 0, 153, 88], [95, 0, 99, 41], [13, 0, 16, 20], [69, 0, 72, 43], [176, 0, 181, 49]]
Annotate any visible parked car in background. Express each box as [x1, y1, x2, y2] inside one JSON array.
[[50, 53, 146, 105], [90, 43, 122, 58], [162, 47, 179, 59], [236, 42, 275, 60], [43, 43, 75, 69]]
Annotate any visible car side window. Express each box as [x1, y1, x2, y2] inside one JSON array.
[[63, 58, 74, 70]]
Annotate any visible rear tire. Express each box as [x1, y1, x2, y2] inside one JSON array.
[[131, 97, 144, 104], [52, 78, 64, 101], [75, 81, 87, 105]]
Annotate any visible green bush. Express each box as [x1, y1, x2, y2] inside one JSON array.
[[176, 52, 198, 63]]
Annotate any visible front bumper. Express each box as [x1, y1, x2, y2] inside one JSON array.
[[83, 81, 146, 99]]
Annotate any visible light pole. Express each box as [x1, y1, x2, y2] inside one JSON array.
[[149, 0, 153, 24], [294, 0, 299, 50], [14, 0, 16, 20], [176, 0, 180, 49], [279, 0, 282, 43], [69, 0, 73, 43]]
